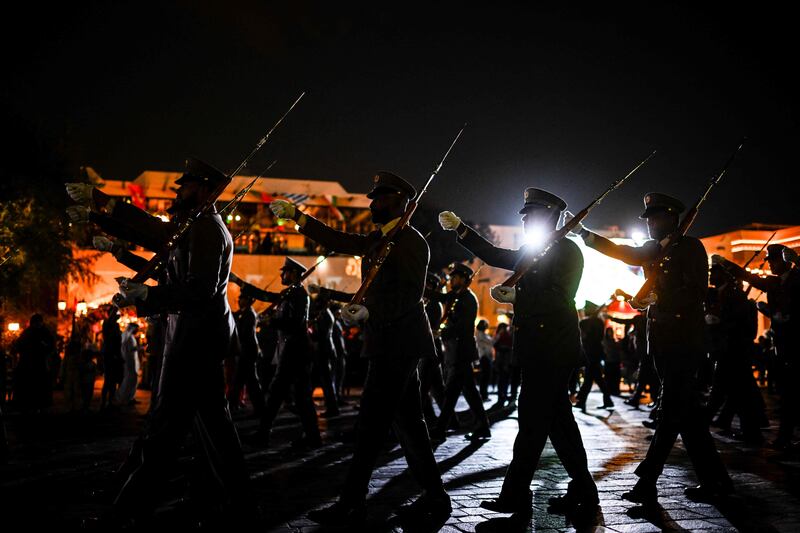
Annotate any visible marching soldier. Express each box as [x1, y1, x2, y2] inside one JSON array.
[[714, 244, 800, 449], [574, 301, 614, 411], [571, 192, 732, 503], [428, 262, 491, 443], [439, 187, 599, 521], [226, 293, 267, 418], [229, 258, 322, 448], [271, 172, 451, 526], [419, 272, 447, 428], [309, 293, 341, 417], [705, 264, 764, 444], [69, 159, 251, 524]]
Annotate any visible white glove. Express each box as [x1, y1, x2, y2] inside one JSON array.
[[307, 283, 321, 294], [710, 254, 727, 266], [563, 210, 585, 234], [630, 292, 658, 310], [269, 200, 296, 220], [705, 313, 720, 325], [92, 236, 115, 252], [438, 211, 462, 231], [66, 205, 90, 223], [490, 285, 516, 304], [65, 183, 94, 205], [228, 272, 243, 285], [783, 248, 798, 265], [341, 303, 369, 325], [114, 278, 148, 307]]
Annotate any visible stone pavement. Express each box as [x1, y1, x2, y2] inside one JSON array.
[[2, 384, 800, 532]]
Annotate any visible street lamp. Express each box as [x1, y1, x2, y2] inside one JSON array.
[[57, 301, 67, 311]]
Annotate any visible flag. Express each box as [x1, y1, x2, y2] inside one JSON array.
[[324, 195, 345, 221], [128, 183, 146, 209], [278, 193, 309, 205]]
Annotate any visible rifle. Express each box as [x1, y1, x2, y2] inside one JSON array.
[[439, 261, 484, 331], [629, 139, 746, 306], [258, 252, 336, 320], [502, 150, 656, 288], [347, 124, 467, 309], [113, 93, 304, 306], [742, 231, 777, 298]]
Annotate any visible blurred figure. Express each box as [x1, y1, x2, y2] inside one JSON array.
[[116, 323, 140, 406], [101, 307, 123, 410], [476, 319, 494, 401], [492, 322, 513, 406], [11, 314, 55, 414]]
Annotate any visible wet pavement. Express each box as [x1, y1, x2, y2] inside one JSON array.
[[2, 383, 799, 532]]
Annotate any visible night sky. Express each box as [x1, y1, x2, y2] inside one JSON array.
[[4, 3, 797, 236]]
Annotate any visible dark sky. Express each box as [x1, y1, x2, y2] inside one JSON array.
[[4, 2, 797, 236]]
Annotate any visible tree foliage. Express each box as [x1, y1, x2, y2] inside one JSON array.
[[0, 110, 96, 316]]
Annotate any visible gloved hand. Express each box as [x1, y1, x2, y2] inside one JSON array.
[[705, 313, 720, 325], [710, 254, 728, 266], [307, 283, 321, 294], [783, 247, 799, 265], [66, 205, 90, 223], [341, 303, 369, 325], [65, 183, 94, 206], [438, 211, 462, 231], [630, 292, 658, 310], [269, 200, 297, 220], [228, 272, 243, 285], [114, 278, 148, 307], [490, 285, 516, 304], [92, 236, 115, 252], [563, 210, 586, 235]]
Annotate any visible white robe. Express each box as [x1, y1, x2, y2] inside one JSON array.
[[116, 330, 139, 404]]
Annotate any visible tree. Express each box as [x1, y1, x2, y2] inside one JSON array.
[[0, 110, 96, 318]]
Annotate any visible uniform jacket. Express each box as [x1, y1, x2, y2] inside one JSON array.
[[134, 209, 237, 374], [239, 282, 312, 366], [428, 288, 480, 364], [457, 225, 584, 368], [299, 215, 436, 360], [585, 232, 707, 356]]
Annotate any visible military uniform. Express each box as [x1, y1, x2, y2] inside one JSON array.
[[580, 192, 730, 495], [309, 301, 340, 415], [228, 303, 266, 417], [428, 264, 490, 440], [112, 159, 249, 519], [705, 266, 764, 441], [575, 308, 613, 409], [717, 244, 800, 446], [299, 172, 444, 510], [419, 273, 446, 428], [237, 258, 320, 445], [457, 188, 597, 509]]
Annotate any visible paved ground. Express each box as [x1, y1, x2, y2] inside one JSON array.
[[2, 383, 800, 532]]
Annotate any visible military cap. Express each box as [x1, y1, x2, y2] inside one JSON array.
[[640, 192, 685, 219], [583, 300, 599, 314], [426, 271, 444, 288], [518, 188, 567, 214], [280, 257, 307, 274], [766, 243, 788, 260], [366, 171, 417, 200], [448, 262, 474, 279], [175, 157, 227, 185]]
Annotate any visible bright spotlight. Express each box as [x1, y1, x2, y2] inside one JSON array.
[[524, 225, 549, 251], [631, 229, 646, 245]]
